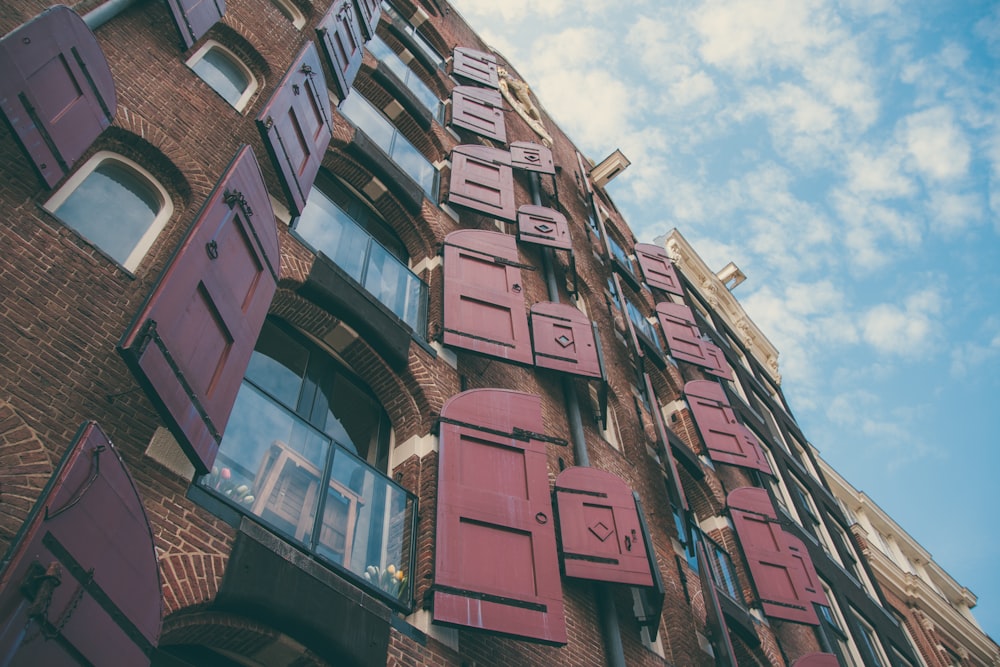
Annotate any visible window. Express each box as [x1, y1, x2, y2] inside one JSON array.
[[341, 91, 438, 200], [294, 178, 428, 334], [44, 152, 172, 271], [367, 34, 442, 119], [272, 0, 306, 28], [698, 531, 742, 602], [199, 319, 416, 608], [186, 41, 257, 111], [815, 582, 862, 667], [380, 1, 443, 68], [850, 608, 890, 667], [625, 298, 662, 352]]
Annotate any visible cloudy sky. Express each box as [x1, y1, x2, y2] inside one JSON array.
[[448, 0, 1000, 638]]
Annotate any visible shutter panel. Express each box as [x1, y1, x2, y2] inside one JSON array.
[[510, 141, 555, 175], [697, 540, 737, 667], [554, 467, 654, 586], [783, 534, 829, 607], [516, 205, 570, 251], [0, 6, 116, 188], [447, 145, 516, 222], [434, 389, 567, 645], [703, 341, 734, 381], [256, 42, 333, 217], [634, 243, 683, 295], [442, 230, 531, 364], [450, 85, 506, 142], [118, 146, 279, 473], [656, 301, 710, 366], [685, 380, 772, 474], [317, 0, 364, 101], [165, 0, 225, 49], [450, 47, 499, 88], [530, 302, 601, 378], [793, 653, 840, 667], [352, 0, 381, 40], [0, 423, 160, 665], [728, 487, 820, 625]]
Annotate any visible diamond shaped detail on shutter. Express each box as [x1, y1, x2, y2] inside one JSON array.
[[589, 521, 614, 542], [510, 141, 555, 175], [530, 302, 602, 378], [256, 42, 333, 217], [635, 243, 683, 295], [0, 7, 117, 188], [516, 205, 571, 251], [118, 146, 279, 473], [165, 0, 225, 49], [685, 380, 772, 474], [317, 0, 364, 101], [447, 145, 515, 222], [450, 47, 499, 88], [450, 85, 506, 141]]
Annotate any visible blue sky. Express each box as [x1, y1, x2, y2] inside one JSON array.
[[449, 0, 1000, 639]]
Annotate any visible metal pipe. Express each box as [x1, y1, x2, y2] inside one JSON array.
[[83, 0, 142, 30]]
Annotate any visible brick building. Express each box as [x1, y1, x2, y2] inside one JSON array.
[[0, 0, 941, 664]]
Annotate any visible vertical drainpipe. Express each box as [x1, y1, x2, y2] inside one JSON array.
[[82, 0, 141, 30], [530, 173, 626, 667]]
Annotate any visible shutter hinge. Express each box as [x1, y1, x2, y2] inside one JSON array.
[[224, 188, 254, 217]]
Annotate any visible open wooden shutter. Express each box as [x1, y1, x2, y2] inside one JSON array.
[[165, 0, 225, 49], [728, 487, 820, 625], [784, 534, 829, 608], [450, 86, 506, 141], [447, 145, 515, 222], [442, 230, 531, 364], [352, 0, 381, 40], [510, 142, 555, 175], [656, 301, 710, 366], [634, 243, 683, 295], [434, 389, 567, 645], [317, 0, 364, 101], [685, 380, 772, 474], [450, 47, 499, 88], [0, 6, 116, 188], [530, 302, 601, 378], [793, 653, 840, 666], [697, 540, 737, 667], [517, 205, 570, 251], [118, 146, 279, 473], [0, 423, 161, 665], [703, 342, 734, 380], [554, 467, 653, 586], [256, 43, 332, 217]]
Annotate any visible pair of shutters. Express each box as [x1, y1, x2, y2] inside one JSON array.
[[447, 143, 555, 222], [435, 389, 656, 644], [685, 380, 771, 474], [657, 302, 732, 380], [118, 146, 279, 473], [451, 86, 505, 142], [0, 7, 117, 188], [728, 487, 828, 625], [450, 47, 499, 89], [0, 423, 161, 665], [442, 231, 601, 378], [315, 0, 381, 98]]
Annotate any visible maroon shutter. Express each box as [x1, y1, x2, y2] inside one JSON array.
[[317, 0, 364, 101], [0, 423, 161, 665], [697, 540, 737, 667], [0, 6, 116, 188], [434, 389, 567, 645], [516, 205, 570, 250], [450, 86, 506, 141], [634, 243, 683, 295], [165, 0, 225, 49], [728, 487, 820, 625], [793, 653, 840, 666], [351, 0, 381, 40], [530, 302, 601, 378], [685, 380, 772, 474], [450, 47, 499, 88], [442, 230, 531, 364], [783, 534, 829, 607], [656, 301, 710, 366], [554, 467, 654, 586], [256, 43, 332, 217], [703, 342, 734, 380], [448, 145, 516, 222], [510, 141, 555, 175], [118, 146, 279, 473]]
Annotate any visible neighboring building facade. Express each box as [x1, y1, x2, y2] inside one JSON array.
[[820, 458, 1000, 667], [0, 0, 945, 665]]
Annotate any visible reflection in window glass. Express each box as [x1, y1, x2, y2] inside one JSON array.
[[187, 42, 256, 111], [367, 35, 441, 118], [340, 92, 437, 200]]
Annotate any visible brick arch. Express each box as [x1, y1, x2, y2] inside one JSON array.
[[160, 610, 332, 666], [159, 552, 228, 616], [204, 20, 273, 84], [267, 290, 439, 441], [0, 399, 53, 556]]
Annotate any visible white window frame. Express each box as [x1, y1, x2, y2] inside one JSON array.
[[44, 151, 173, 271], [186, 40, 258, 112], [271, 0, 306, 28]]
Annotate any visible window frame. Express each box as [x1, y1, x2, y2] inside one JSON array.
[[272, 0, 306, 28], [186, 40, 258, 112], [44, 151, 173, 271]]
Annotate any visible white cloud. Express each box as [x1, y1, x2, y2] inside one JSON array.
[[927, 190, 983, 234], [844, 148, 914, 198], [900, 106, 971, 183], [859, 288, 944, 356], [832, 189, 923, 271], [449, 0, 567, 23]]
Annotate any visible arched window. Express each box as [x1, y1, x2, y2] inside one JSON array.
[[186, 41, 257, 111], [44, 151, 172, 271], [271, 0, 306, 28], [200, 319, 415, 607]]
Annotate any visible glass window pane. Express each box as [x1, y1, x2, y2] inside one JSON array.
[[55, 161, 160, 266], [389, 140, 436, 198], [245, 320, 309, 408], [295, 189, 370, 281], [192, 48, 249, 107], [341, 93, 397, 151], [315, 371, 382, 463], [367, 35, 440, 116]]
